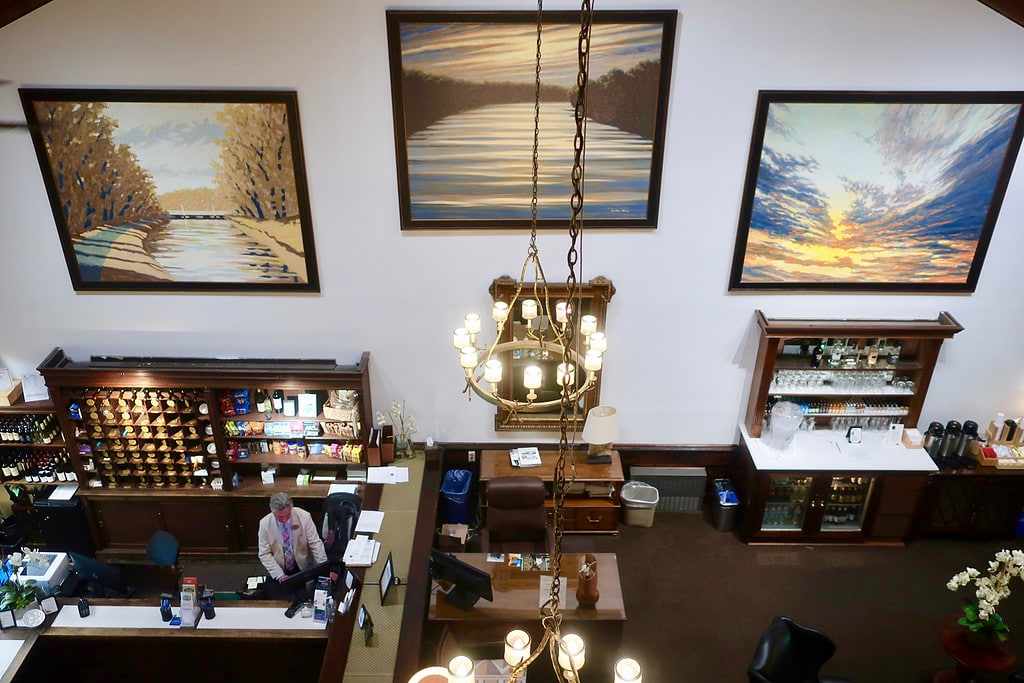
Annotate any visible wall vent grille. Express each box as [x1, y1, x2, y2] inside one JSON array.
[[630, 466, 707, 512]]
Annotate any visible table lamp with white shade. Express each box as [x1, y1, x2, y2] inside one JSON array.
[[582, 405, 619, 465]]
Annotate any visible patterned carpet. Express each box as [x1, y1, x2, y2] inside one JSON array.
[[556, 511, 1024, 682]]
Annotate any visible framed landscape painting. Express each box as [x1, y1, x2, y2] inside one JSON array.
[[729, 91, 1024, 292], [20, 88, 319, 292], [386, 10, 677, 230]]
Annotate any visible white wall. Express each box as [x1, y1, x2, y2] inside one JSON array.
[[1, 0, 1023, 446]]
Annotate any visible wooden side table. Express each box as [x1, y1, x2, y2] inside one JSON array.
[[933, 614, 1017, 682]]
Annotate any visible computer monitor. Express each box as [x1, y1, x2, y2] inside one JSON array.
[[429, 548, 493, 612], [279, 560, 332, 596], [379, 551, 402, 606], [69, 552, 132, 598]]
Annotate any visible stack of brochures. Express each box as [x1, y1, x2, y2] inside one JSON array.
[[509, 447, 542, 467], [342, 534, 380, 567]]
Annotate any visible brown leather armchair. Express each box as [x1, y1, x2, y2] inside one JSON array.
[[480, 475, 554, 554]]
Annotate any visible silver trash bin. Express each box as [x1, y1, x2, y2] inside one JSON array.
[[621, 481, 659, 527], [712, 478, 739, 532]]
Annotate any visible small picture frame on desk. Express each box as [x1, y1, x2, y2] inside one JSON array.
[[357, 604, 373, 645], [0, 608, 15, 630]]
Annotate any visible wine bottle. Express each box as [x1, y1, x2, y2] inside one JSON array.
[[271, 389, 284, 412], [810, 338, 827, 368], [255, 389, 269, 414], [828, 338, 844, 368], [865, 339, 879, 367]]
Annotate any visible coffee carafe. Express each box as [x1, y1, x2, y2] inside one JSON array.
[[959, 420, 980, 468], [923, 421, 944, 462]]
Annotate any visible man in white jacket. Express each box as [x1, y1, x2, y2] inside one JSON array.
[[257, 492, 327, 590]]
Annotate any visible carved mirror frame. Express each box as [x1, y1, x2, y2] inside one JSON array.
[[488, 275, 615, 431]]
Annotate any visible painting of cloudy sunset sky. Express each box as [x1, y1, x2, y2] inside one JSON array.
[[730, 92, 1024, 291]]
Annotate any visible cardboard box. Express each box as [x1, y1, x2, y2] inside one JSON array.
[[901, 427, 923, 449], [438, 523, 468, 552], [0, 380, 23, 406]]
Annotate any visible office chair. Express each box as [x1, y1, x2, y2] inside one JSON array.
[[479, 475, 554, 554], [748, 616, 852, 683], [147, 530, 180, 566], [146, 530, 181, 593]]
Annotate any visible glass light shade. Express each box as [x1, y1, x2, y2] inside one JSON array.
[[447, 655, 475, 683], [523, 365, 542, 389], [614, 658, 642, 683], [580, 314, 598, 336], [504, 629, 531, 666], [557, 362, 576, 387], [464, 313, 482, 335], [406, 666, 449, 683], [521, 299, 538, 320], [557, 633, 586, 672], [582, 405, 619, 445], [584, 349, 603, 372], [492, 301, 510, 322], [460, 346, 478, 369], [483, 359, 503, 384], [589, 331, 607, 353], [453, 327, 470, 349], [555, 300, 571, 323]]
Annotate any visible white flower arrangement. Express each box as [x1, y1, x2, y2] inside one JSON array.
[[947, 548, 1024, 641], [375, 400, 418, 444]]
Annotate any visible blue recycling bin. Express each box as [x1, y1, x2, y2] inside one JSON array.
[[441, 468, 473, 524]]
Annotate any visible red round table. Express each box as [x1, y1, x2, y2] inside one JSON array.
[[933, 614, 1017, 682]]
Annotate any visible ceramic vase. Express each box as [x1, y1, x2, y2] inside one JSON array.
[[576, 553, 599, 608]]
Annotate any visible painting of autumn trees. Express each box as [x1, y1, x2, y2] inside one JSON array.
[[214, 103, 299, 222], [32, 101, 164, 238], [20, 89, 317, 292]]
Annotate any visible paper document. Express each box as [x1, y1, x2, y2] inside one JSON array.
[[354, 510, 385, 534], [367, 466, 409, 484], [47, 484, 79, 501], [342, 534, 379, 567], [538, 575, 566, 607], [328, 483, 359, 495], [510, 447, 542, 467]]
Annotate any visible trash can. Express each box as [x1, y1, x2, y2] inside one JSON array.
[[440, 469, 473, 525], [621, 481, 659, 527], [712, 478, 739, 532]]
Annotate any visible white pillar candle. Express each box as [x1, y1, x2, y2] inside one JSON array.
[[521, 299, 538, 321]]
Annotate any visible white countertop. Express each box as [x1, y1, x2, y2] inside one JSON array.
[[740, 424, 939, 473], [50, 604, 326, 631]]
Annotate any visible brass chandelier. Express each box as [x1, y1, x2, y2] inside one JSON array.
[[435, 1, 642, 682]]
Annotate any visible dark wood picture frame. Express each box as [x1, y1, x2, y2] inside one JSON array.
[[386, 10, 676, 231], [20, 88, 319, 293], [729, 90, 1024, 293]]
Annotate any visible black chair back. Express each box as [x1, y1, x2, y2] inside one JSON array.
[[748, 616, 847, 683]]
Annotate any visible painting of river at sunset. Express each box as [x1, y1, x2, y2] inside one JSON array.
[[20, 89, 318, 293], [729, 92, 1024, 292], [386, 10, 677, 230]]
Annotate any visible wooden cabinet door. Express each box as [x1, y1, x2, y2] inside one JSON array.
[[970, 477, 1024, 536], [234, 500, 271, 551], [161, 500, 234, 552], [93, 499, 162, 550]]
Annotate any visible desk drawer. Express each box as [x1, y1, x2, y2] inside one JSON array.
[[569, 506, 618, 532]]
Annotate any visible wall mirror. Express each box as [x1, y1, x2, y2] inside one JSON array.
[[489, 275, 615, 431]]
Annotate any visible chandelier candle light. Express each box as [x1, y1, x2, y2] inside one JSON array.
[[453, 297, 607, 413]]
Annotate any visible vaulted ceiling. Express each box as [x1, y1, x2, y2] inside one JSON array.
[[2, 0, 1024, 30]]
